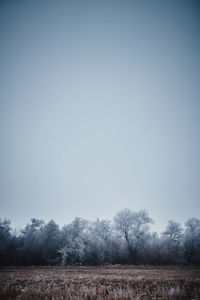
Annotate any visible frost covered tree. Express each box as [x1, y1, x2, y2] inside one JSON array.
[[59, 218, 87, 265], [18, 218, 45, 265], [0, 219, 15, 265], [85, 219, 112, 264], [184, 218, 200, 264], [163, 220, 183, 244], [161, 220, 183, 263], [114, 209, 153, 263], [40, 220, 61, 264]]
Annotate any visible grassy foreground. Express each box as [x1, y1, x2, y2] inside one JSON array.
[[0, 265, 199, 299]]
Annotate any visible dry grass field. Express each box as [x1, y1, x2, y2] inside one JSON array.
[[0, 265, 199, 299]]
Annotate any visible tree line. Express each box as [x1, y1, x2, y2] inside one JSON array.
[[0, 209, 200, 266]]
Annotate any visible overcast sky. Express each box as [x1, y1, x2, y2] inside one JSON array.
[[1, 0, 200, 233]]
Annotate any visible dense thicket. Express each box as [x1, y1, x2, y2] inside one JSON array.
[[0, 209, 200, 266]]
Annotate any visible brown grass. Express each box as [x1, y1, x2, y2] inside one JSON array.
[[0, 266, 199, 299]]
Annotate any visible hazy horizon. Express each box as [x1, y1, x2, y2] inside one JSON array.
[[1, 0, 200, 234], [3, 208, 199, 236]]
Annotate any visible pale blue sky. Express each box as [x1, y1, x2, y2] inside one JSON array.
[[1, 0, 200, 233]]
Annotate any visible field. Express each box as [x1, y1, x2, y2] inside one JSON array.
[[0, 266, 200, 299]]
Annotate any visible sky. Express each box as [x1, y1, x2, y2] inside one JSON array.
[[0, 0, 200, 233]]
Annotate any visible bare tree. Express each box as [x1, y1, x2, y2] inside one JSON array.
[[85, 219, 112, 264], [184, 218, 200, 264], [114, 209, 153, 263], [162, 220, 183, 263]]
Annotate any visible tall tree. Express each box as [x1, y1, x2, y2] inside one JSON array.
[[114, 209, 153, 263], [0, 219, 13, 265], [59, 218, 87, 265], [184, 218, 200, 264], [85, 219, 112, 264], [162, 220, 183, 264], [18, 218, 44, 265], [41, 220, 61, 264]]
